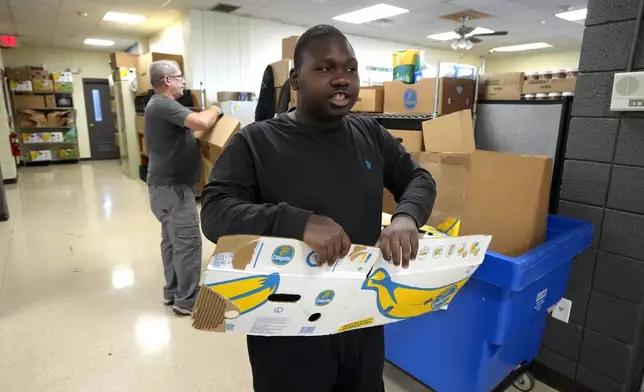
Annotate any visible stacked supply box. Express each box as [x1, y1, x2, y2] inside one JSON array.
[[351, 87, 384, 113], [479, 73, 524, 100], [7, 67, 32, 92], [384, 78, 476, 115], [52, 72, 74, 93], [110, 51, 138, 82]]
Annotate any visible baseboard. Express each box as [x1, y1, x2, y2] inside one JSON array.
[[533, 362, 594, 392], [2, 177, 17, 185]]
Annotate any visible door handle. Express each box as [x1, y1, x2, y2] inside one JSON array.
[[90, 123, 94, 128]]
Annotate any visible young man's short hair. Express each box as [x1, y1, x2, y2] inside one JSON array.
[[293, 24, 349, 70]]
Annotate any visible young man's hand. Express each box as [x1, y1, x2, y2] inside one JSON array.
[[303, 215, 351, 266], [379, 214, 419, 269]]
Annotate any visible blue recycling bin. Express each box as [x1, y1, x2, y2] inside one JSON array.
[[385, 215, 593, 392]]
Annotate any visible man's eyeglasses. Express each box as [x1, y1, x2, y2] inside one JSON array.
[[161, 75, 184, 81]]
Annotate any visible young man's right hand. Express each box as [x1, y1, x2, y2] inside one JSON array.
[[303, 215, 351, 266]]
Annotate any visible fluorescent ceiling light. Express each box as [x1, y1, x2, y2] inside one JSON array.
[[555, 8, 587, 21], [428, 27, 494, 41], [491, 42, 553, 52], [103, 11, 147, 25], [333, 3, 409, 24], [84, 38, 115, 47]]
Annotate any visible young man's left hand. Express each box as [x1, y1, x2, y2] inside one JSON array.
[[379, 214, 419, 269]]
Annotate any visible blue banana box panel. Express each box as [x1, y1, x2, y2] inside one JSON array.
[[384, 215, 593, 392]]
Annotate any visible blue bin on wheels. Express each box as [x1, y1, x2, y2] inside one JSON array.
[[385, 215, 593, 392]]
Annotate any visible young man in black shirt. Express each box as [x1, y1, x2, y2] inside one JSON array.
[[200, 25, 436, 392]]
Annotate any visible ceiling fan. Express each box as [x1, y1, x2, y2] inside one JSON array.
[[450, 16, 508, 50]]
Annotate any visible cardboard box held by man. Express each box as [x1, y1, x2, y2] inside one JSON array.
[[191, 112, 493, 336]]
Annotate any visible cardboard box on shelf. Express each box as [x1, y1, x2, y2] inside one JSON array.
[[45, 95, 56, 108], [387, 129, 423, 153], [14, 95, 46, 109], [54, 82, 73, 93], [271, 59, 293, 89], [522, 77, 577, 94], [352, 87, 384, 113], [10, 80, 33, 92], [6, 67, 30, 81], [52, 72, 73, 83], [29, 68, 49, 80], [135, 115, 144, 135], [136, 52, 184, 94], [197, 116, 241, 165], [480, 73, 524, 100], [112, 67, 136, 82], [32, 79, 54, 93], [282, 35, 299, 59], [193, 232, 491, 335], [384, 78, 475, 115], [110, 52, 138, 69]]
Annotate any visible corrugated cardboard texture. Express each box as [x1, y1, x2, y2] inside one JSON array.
[[282, 36, 299, 60], [197, 116, 241, 165], [383, 151, 471, 228], [271, 59, 293, 88], [110, 52, 138, 69], [384, 79, 435, 114], [460, 150, 551, 256], [192, 286, 240, 332], [387, 129, 423, 152], [422, 110, 475, 154], [523, 77, 577, 94], [480, 73, 524, 100], [352, 87, 384, 113]]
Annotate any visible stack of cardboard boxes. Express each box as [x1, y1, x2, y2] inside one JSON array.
[[271, 36, 298, 109], [5, 66, 73, 95], [479, 72, 577, 100], [110, 52, 139, 82]]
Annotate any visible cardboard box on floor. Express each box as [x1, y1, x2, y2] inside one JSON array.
[[352, 86, 384, 113], [479, 73, 524, 100], [384, 78, 475, 115], [193, 232, 491, 336], [386, 129, 423, 152], [385, 110, 551, 256]]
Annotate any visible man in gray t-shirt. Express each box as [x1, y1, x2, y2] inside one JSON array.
[[144, 60, 222, 316]]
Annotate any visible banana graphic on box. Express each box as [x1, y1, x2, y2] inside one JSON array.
[[205, 273, 280, 315], [362, 268, 468, 319]]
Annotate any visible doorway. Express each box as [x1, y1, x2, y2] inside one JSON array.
[[83, 78, 118, 160]]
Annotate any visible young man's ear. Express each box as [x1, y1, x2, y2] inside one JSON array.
[[289, 68, 299, 91]]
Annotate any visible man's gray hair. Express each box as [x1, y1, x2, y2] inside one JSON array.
[[149, 60, 180, 88]]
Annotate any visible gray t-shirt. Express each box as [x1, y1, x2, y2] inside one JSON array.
[[144, 94, 200, 186]]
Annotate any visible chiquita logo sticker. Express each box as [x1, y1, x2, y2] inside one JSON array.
[[271, 245, 295, 265], [315, 290, 335, 306]]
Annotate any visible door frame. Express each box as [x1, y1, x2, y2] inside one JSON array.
[[82, 78, 118, 160]]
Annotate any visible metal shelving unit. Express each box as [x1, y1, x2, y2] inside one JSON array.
[[11, 91, 81, 165]]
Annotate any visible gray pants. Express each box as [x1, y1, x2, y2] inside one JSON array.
[[148, 184, 202, 309]]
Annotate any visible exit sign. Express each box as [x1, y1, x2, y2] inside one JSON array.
[[1, 35, 17, 48]]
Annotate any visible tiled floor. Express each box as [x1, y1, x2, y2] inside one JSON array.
[[0, 162, 558, 392]]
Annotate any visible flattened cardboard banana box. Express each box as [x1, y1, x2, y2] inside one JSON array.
[[192, 229, 491, 336]]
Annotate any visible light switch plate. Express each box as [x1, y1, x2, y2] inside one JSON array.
[[552, 298, 572, 323]]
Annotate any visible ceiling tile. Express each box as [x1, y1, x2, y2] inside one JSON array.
[[9, 0, 61, 10], [59, 0, 111, 15], [451, 0, 506, 7], [512, 0, 587, 13], [474, 0, 533, 16], [11, 8, 58, 24], [0, 21, 15, 34]]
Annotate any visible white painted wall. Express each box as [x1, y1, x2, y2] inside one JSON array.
[[180, 10, 483, 98], [0, 49, 17, 180], [1, 48, 112, 159], [485, 50, 581, 74]]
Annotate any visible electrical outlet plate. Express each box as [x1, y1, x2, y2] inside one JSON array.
[[551, 298, 572, 323]]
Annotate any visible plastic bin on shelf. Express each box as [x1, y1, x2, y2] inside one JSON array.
[[384, 215, 593, 392]]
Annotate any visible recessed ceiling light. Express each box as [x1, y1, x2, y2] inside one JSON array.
[[555, 8, 587, 21], [332, 3, 409, 24], [103, 11, 147, 25], [428, 27, 494, 41], [491, 42, 553, 52], [84, 38, 115, 47]]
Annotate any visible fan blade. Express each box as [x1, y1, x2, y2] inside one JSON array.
[[469, 37, 482, 43], [456, 26, 476, 35], [471, 31, 508, 37]]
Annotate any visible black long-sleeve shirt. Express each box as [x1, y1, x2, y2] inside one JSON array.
[[200, 113, 436, 247]]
